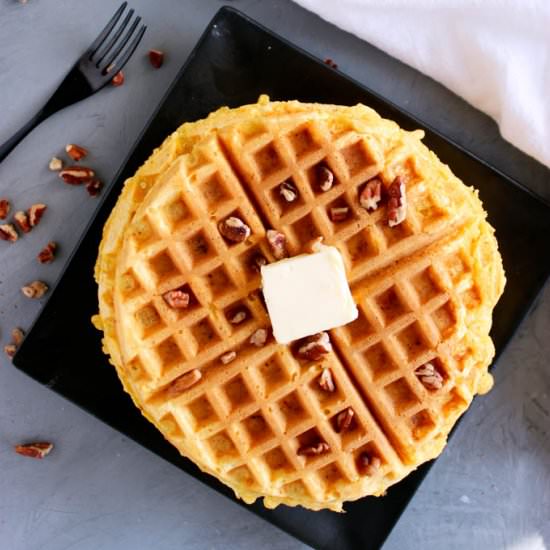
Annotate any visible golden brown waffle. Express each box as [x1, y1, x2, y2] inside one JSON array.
[[93, 97, 505, 511]]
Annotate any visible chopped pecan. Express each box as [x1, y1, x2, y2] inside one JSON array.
[[359, 178, 382, 211], [11, 327, 25, 346], [37, 241, 57, 264], [317, 165, 334, 192], [335, 407, 354, 433], [14, 442, 54, 459], [59, 166, 95, 184], [4, 344, 17, 358], [324, 58, 338, 69], [220, 351, 237, 365], [28, 204, 47, 227], [21, 280, 48, 299], [166, 369, 202, 396], [329, 206, 349, 222], [266, 229, 287, 260], [0, 223, 18, 242], [65, 144, 87, 161], [305, 236, 324, 254], [86, 180, 103, 197], [279, 181, 298, 202], [112, 70, 125, 86], [0, 199, 10, 219], [163, 289, 190, 309], [415, 362, 444, 390], [357, 453, 381, 476], [318, 368, 335, 392], [249, 328, 268, 347], [219, 216, 251, 243], [230, 311, 247, 324], [48, 156, 63, 171], [14, 211, 31, 233], [298, 332, 332, 361], [148, 49, 165, 68], [297, 441, 330, 456], [251, 253, 268, 272], [387, 176, 407, 227]]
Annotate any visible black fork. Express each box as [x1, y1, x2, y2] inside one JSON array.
[[0, 2, 146, 162]]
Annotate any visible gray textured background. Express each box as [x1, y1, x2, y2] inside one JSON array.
[[1, 1, 549, 549]]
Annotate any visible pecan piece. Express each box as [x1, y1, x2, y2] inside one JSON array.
[[318, 368, 335, 392], [14, 211, 31, 233], [86, 180, 103, 197], [112, 70, 124, 86], [37, 241, 57, 264], [324, 58, 338, 69], [0, 199, 10, 219], [279, 181, 298, 202], [149, 49, 165, 68], [219, 216, 251, 243], [163, 289, 190, 309], [249, 328, 268, 347], [251, 253, 268, 272], [48, 156, 63, 171], [15, 442, 53, 459], [318, 165, 334, 192], [329, 206, 349, 222], [166, 369, 202, 397], [28, 203, 47, 227], [359, 178, 382, 211], [387, 176, 407, 227], [21, 280, 48, 299], [230, 311, 247, 324], [59, 166, 95, 184], [4, 344, 17, 358], [415, 362, 444, 390], [220, 351, 237, 365], [65, 143, 88, 161], [357, 453, 381, 476], [266, 229, 287, 260], [298, 332, 332, 361], [335, 407, 354, 433], [0, 223, 18, 242], [11, 327, 25, 346], [297, 441, 330, 456]]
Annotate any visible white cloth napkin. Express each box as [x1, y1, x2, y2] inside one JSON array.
[[293, 0, 550, 168]]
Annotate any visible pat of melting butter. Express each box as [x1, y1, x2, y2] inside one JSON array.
[[261, 245, 358, 344]]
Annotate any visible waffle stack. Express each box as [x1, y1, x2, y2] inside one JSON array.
[[93, 97, 505, 511]]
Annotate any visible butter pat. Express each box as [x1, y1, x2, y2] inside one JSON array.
[[261, 245, 358, 344]]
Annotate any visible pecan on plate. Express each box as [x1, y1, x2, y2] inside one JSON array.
[[14, 211, 31, 233], [166, 369, 202, 397], [219, 216, 251, 243], [112, 71, 125, 86], [59, 166, 95, 185], [298, 332, 332, 361], [297, 441, 330, 456], [317, 165, 334, 192], [266, 229, 287, 260], [86, 180, 103, 197], [48, 157, 63, 171], [11, 327, 25, 346], [359, 177, 382, 211], [148, 49, 165, 68], [387, 176, 407, 227], [4, 344, 17, 358]]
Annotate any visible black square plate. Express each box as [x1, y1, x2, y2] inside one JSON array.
[[14, 7, 550, 550]]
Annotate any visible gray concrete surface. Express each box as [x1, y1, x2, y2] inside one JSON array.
[[1, 1, 549, 549]]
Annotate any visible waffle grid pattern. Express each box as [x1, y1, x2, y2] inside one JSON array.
[[104, 103, 502, 509]]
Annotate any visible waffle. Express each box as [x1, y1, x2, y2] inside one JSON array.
[[93, 97, 505, 511]]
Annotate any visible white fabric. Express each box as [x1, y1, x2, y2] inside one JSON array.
[[293, 0, 550, 168]]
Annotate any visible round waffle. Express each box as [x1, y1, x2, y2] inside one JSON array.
[[93, 97, 505, 511]]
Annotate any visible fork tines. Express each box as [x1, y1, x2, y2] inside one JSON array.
[[86, 2, 146, 76]]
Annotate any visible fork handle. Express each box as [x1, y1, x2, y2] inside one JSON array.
[[0, 69, 91, 163]]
